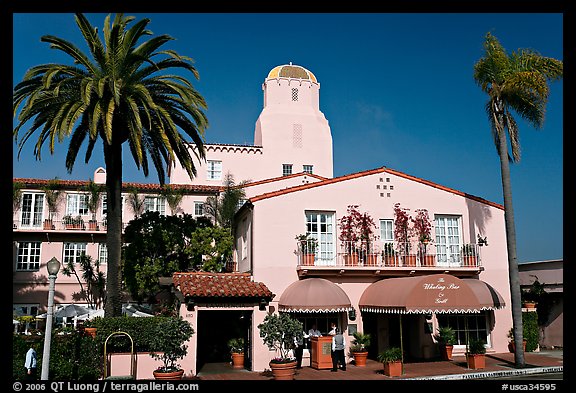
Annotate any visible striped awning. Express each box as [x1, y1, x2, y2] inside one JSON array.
[[359, 274, 506, 314], [279, 278, 353, 313]]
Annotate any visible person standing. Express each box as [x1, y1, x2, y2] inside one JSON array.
[[294, 330, 308, 369], [331, 328, 346, 372], [328, 322, 337, 335], [24, 346, 37, 380]]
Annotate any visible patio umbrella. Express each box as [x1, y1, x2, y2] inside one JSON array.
[[53, 304, 92, 318], [76, 309, 105, 321], [123, 304, 153, 317]]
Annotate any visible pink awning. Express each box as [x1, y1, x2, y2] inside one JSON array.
[[359, 274, 506, 314], [279, 278, 352, 313]]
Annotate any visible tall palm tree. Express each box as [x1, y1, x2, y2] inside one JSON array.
[[13, 13, 208, 317], [473, 32, 562, 368]]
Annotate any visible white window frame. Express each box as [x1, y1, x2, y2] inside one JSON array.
[[379, 219, 394, 242], [303, 165, 313, 174], [305, 211, 335, 265], [144, 196, 166, 215], [63, 242, 87, 265], [66, 193, 89, 216], [16, 241, 41, 271], [98, 243, 108, 264], [207, 160, 222, 181], [434, 215, 462, 266], [194, 201, 204, 217], [20, 192, 44, 227]]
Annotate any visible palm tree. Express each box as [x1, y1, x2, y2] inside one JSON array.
[[13, 13, 208, 317], [204, 172, 248, 230], [473, 32, 562, 368], [160, 184, 184, 215]]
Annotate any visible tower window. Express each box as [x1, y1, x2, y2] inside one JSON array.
[[292, 88, 299, 101], [303, 165, 313, 174], [283, 164, 293, 176]]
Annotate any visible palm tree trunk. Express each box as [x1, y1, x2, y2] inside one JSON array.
[[497, 126, 526, 368], [104, 142, 123, 317]]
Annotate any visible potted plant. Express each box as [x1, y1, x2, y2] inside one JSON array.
[[377, 347, 403, 377], [434, 326, 456, 360], [350, 331, 371, 367], [295, 233, 318, 266], [382, 243, 397, 266], [339, 205, 362, 266], [462, 243, 477, 267], [150, 317, 194, 379], [413, 208, 434, 266], [466, 338, 486, 369], [42, 178, 62, 230], [63, 215, 84, 229], [358, 212, 378, 266], [507, 328, 527, 353], [258, 313, 303, 380], [393, 203, 415, 266], [521, 279, 545, 309], [85, 179, 103, 231], [227, 337, 245, 369]]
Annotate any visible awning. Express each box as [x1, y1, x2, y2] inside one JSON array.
[[279, 278, 353, 313], [359, 274, 506, 314]]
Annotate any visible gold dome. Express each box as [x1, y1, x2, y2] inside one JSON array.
[[267, 63, 317, 83]]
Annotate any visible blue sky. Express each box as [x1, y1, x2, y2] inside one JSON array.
[[12, 13, 563, 263]]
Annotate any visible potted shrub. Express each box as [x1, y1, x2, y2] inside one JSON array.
[[63, 215, 84, 230], [339, 205, 362, 266], [434, 326, 456, 360], [85, 179, 103, 231], [413, 208, 434, 266], [382, 242, 397, 266], [350, 331, 371, 367], [377, 347, 403, 377], [393, 203, 415, 266], [258, 313, 303, 380], [521, 279, 545, 309], [507, 328, 527, 353], [358, 211, 378, 266], [462, 244, 477, 267], [295, 233, 318, 266], [466, 338, 486, 369], [42, 178, 62, 230], [150, 317, 194, 380], [227, 337, 245, 369]]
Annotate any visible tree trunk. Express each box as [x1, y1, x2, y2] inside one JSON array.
[[496, 118, 525, 368], [104, 142, 123, 317]]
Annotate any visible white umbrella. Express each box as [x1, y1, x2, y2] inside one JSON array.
[[53, 304, 92, 318], [76, 309, 104, 321], [123, 304, 153, 317]]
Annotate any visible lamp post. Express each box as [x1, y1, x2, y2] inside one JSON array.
[[41, 257, 60, 380]]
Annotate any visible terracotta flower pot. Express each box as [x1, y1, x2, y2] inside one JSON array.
[[84, 327, 97, 338], [344, 253, 359, 266], [153, 369, 184, 380], [302, 253, 315, 266], [231, 352, 245, 369], [365, 254, 378, 266], [440, 344, 453, 360], [467, 354, 485, 369], [269, 360, 297, 380], [384, 360, 402, 377], [352, 351, 368, 366]]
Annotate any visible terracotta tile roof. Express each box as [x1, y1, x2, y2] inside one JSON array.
[[172, 272, 274, 299], [13, 178, 221, 194], [249, 166, 504, 210], [239, 171, 326, 189]]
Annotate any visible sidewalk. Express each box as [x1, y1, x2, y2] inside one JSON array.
[[194, 349, 563, 380]]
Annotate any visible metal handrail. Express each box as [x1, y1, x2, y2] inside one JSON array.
[[103, 331, 136, 379]]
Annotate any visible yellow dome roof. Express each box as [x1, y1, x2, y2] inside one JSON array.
[[267, 63, 317, 83]]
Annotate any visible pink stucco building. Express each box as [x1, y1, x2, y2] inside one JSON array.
[[14, 63, 516, 378]]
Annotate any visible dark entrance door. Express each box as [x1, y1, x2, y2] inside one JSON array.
[[196, 310, 251, 371]]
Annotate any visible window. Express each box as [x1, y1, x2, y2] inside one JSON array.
[[63, 243, 87, 265], [16, 242, 41, 270], [13, 304, 39, 332], [437, 313, 489, 346], [306, 211, 335, 265], [303, 165, 313, 174], [66, 193, 89, 216], [207, 160, 222, 180], [435, 215, 462, 266], [379, 219, 394, 242], [291, 88, 299, 101], [20, 193, 44, 227], [98, 243, 108, 264], [283, 164, 293, 176], [144, 196, 166, 215], [194, 201, 204, 217]]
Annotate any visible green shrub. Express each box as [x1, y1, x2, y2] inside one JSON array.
[[377, 347, 403, 363], [523, 311, 539, 352]]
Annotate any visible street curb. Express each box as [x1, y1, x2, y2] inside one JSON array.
[[408, 366, 563, 380]]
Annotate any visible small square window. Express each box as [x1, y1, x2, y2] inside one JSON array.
[[283, 164, 293, 176], [390, 185, 394, 190], [376, 185, 380, 189], [386, 178, 391, 182]]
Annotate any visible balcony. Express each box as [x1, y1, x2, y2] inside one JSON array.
[[296, 240, 483, 278], [12, 217, 121, 232]]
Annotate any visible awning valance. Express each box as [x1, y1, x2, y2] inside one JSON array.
[[359, 274, 506, 314], [279, 278, 353, 313]]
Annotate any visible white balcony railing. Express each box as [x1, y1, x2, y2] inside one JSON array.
[[12, 217, 130, 232], [297, 240, 481, 269]]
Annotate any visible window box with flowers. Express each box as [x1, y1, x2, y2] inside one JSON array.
[[339, 205, 362, 266], [63, 215, 85, 230], [295, 233, 318, 266], [358, 211, 378, 266]]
